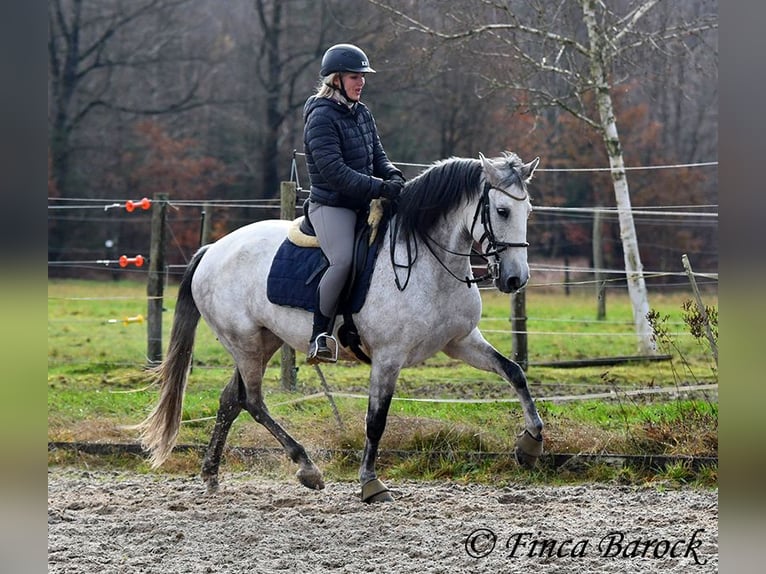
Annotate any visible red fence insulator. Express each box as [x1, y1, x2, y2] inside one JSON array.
[[118, 254, 145, 268], [125, 197, 152, 212]]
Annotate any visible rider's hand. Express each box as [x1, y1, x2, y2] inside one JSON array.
[[381, 178, 404, 200]]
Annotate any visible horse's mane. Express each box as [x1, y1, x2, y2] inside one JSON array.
[[396, 153, 526, 238], [396, 157, 483, 238]]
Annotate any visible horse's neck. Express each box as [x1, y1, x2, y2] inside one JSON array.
[[428, 210, 473, 252], [415, 202, 475, 270]]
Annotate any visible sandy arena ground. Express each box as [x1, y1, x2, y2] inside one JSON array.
[[48, 467, 717, 573]]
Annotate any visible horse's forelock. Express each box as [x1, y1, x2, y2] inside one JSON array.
[[498, 152, 525, 188]]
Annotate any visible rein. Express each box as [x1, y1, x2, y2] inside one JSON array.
[[390, 181, 529, 290]]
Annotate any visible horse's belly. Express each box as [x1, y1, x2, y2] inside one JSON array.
[[400, 341, 453, 367]]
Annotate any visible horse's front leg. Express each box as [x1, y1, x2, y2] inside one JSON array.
[[359, 359, 401, 503], [444, 329, 544, 467]]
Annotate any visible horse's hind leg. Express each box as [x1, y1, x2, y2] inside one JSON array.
[[234, 332, 324, 491], [243, 389, 325, 491], [201, 368, 244, 493]]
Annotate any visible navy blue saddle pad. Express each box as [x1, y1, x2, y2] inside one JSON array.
[[266, 217, 389, 314]]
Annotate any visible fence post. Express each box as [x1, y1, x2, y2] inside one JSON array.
[[147, 193, 168, 365], [199, 201, 212, 246], [593, 208, 606, 320], [681, 254, 718, 366], [511, 290, 528, 371], [280, 181, 298, 391]]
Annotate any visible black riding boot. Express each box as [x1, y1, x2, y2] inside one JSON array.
[[307, 308, 336, 364]]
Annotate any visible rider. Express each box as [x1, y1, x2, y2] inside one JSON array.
[[303, 43, 405, 364]]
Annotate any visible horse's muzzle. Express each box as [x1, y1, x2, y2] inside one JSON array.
[[495, 272, 528, 294]]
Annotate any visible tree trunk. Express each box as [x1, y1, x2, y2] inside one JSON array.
[[582, 0, 655, 354], [258, 0, 283, 198]]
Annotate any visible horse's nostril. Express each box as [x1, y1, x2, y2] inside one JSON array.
[[507, 277, 521, 292]]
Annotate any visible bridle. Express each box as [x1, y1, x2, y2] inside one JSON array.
[[391, 179, 530, 290], [471, 180, 530, 284]]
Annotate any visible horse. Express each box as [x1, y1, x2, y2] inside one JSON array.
[[134, 151, 544, 503]]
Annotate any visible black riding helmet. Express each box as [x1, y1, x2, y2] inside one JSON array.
[[320, 44, 376, 76]]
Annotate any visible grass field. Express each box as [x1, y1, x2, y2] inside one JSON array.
[[48, 278, 718, 486]]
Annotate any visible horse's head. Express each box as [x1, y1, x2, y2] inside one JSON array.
[[477, 152, 539, 293]]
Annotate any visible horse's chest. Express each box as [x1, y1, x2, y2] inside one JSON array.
[[392, 290, 481, 360]]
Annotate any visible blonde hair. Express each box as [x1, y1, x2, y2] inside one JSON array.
[[314, 73, 340, 98]]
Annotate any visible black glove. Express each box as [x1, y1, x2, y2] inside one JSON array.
[[380, 178, 404, 200]]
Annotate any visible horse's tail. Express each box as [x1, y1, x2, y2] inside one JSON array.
[[133, 245, 209, 468]]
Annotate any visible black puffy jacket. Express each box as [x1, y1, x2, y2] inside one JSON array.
[[303, 95, 402, 211]]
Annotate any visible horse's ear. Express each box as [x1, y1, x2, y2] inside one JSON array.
[[521, 157, 540, 182], [479, 152, 501, 181]]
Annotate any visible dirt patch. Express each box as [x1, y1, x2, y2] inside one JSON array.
[[48, 467, 717, 573]]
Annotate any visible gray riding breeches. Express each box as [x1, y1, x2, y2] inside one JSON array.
[[307, 200, 357, 317]]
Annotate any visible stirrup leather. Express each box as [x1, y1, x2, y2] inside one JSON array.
[[307, 332, 338, 364]]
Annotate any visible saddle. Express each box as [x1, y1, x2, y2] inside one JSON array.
[[287, 198, 387, 249], [266, 199, 392, 363]]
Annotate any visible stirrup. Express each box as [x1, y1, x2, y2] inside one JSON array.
[[307, 332, 338, 364]]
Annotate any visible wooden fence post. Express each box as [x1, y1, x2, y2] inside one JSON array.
[[147, 193, 168, 365], [681, 254, 718, 366], [511, 290, 528, 371], [199, 201, 212, 246], [593, 208, 606, 320], [280, 181, 298, 391]]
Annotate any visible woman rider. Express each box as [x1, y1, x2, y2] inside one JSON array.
[[303, 43, 404, 364]]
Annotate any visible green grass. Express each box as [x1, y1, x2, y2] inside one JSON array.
[[48, 278, 718, 485]]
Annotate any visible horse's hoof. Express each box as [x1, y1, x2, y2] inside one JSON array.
[[514, 447, 539, 469], [203, 473, 219, 494], [296, 466, 325, 490], [514, 429, 543, 469], [361, 478, 393, 504]]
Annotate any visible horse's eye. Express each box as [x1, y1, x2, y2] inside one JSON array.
[[496, 207, 510, 219]]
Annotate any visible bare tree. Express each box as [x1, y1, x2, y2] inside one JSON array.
[[248, 0, 332, 198], [48, 0, 216, 199], [200, 0, 386, 200], [368, 0, 717, 354]]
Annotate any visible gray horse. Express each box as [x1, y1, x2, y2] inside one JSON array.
[[134, 152, 544, 503]]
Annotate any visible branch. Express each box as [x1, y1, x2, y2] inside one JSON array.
[[367, 0, 589, 56], [79, 0, 191, 62], [499, 82, 602, 130], [613, 0, 661, 44], [76, 54, 213, 80], [660, 21, 719, 42], [89, 80, 205, 117], [477, 26, 583, 81], [614, 20, 718, 58]]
